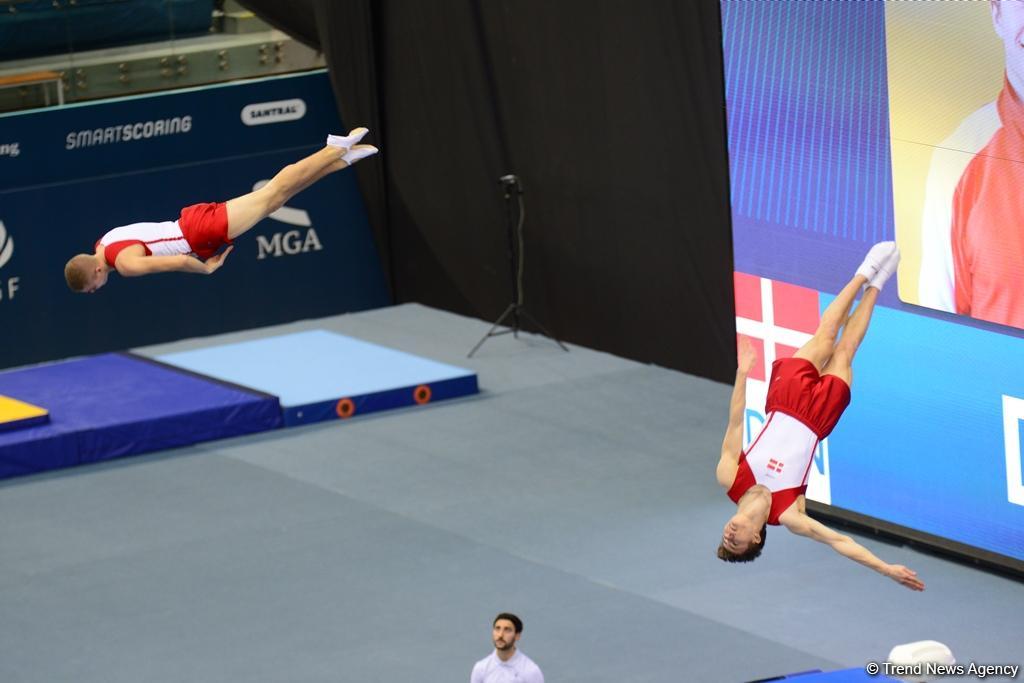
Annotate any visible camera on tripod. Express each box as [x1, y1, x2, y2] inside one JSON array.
[[498, 174, 522, 196]]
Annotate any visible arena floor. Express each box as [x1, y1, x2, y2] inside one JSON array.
[[1, 304, 1020, 682]]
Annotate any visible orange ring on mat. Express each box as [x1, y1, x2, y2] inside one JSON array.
[[413, 385, 432, 405], [335, 398, 355, 419]]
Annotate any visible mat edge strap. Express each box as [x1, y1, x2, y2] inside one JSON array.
[[282, 375, 479, 427]]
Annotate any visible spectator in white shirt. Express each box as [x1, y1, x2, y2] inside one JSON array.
[[470, 613, 544, 683]]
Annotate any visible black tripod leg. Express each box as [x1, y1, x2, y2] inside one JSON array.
[[467, 303, 518, 357], [516, 307, 570, 352]]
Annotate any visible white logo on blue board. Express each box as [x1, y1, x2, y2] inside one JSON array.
[[240, 99, 307, 126], [0, 142, 19, 158], [1001, 395, 1024, 506], [744, 408, 765, 449], [0, 220, 20, 301], [0, 220, 13, 269], [250, 180, 323, 259], [251, 179, 311, 227]]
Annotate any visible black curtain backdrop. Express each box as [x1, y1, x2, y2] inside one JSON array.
[[241, 0, 394, 295], [241, 0, 735, 383]]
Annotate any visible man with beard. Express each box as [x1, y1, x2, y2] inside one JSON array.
[[470, 613, 545, 683]]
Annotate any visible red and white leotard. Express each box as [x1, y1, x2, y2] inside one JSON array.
[[727, 357, 851, 525], [98, 221, 192, 268], [96, 202, 231, 268]]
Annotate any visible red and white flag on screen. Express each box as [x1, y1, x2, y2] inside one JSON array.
[[733, 272, 818, 381]]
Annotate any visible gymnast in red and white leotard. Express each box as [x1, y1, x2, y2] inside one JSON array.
[[715, 242, 925, 591], [64, 128, 377, 293]]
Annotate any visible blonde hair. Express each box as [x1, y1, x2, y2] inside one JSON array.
[[64, 254, 96, 292]]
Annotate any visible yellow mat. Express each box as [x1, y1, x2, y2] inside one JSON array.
[[0, 395, 49, 430]]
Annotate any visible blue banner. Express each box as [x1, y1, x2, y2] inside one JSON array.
[[0, 70, 389, 369]]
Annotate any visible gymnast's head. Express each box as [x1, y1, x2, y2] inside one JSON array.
[[717, 514, 766, 563], [64, 254, 109, 294]]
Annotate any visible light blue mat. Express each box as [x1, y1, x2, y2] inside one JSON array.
[[157, 330, 479, 425]]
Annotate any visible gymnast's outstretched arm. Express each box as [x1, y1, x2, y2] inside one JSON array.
[[716, 337, 756, 488], [781, 511, 926, 591], [116, 247, 233, 277]]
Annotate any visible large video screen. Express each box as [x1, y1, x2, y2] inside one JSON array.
[[722, 0, 1024, 565]]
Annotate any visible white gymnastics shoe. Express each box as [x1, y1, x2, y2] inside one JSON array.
[[326, 127, 369, 149], [867, 244, 901, 291], [855, 241, 897, 282], [341, 144, 378, 165]]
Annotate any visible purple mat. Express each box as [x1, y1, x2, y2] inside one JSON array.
[[0, 353, 281, 479]]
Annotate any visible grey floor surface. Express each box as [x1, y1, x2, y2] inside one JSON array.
[[1, 304, 1021, 682]]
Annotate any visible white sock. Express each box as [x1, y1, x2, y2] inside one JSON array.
[[327, 127, 369, 149], [855, 241, 897, 282], [868, 247, 901, 291], [342, 145, 378, 165]]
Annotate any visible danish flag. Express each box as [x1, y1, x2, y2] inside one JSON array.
[[766, 458, 784, 473], [734, 272, 820, 381]]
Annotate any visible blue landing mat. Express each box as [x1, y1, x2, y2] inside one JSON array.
[[0, 353, 281, 480], [156, 330, 480, 426]]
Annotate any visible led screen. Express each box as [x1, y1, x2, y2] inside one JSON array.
[[722, 0, 1024, 565]]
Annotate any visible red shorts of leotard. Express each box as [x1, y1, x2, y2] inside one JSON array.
[[764, 357, 851, 440], [179, 202, 231, 259]]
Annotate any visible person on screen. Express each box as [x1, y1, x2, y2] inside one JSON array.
[[470, 613, 545, 683], [716, 242, 925, 591], [918, 0, 1024, 327], [63, 128, 377, 293]]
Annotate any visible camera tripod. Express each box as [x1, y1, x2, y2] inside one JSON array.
[[467, 174, 569, 358]]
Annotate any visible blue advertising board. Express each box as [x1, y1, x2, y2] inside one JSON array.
[[0, 70, 389, 369]]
